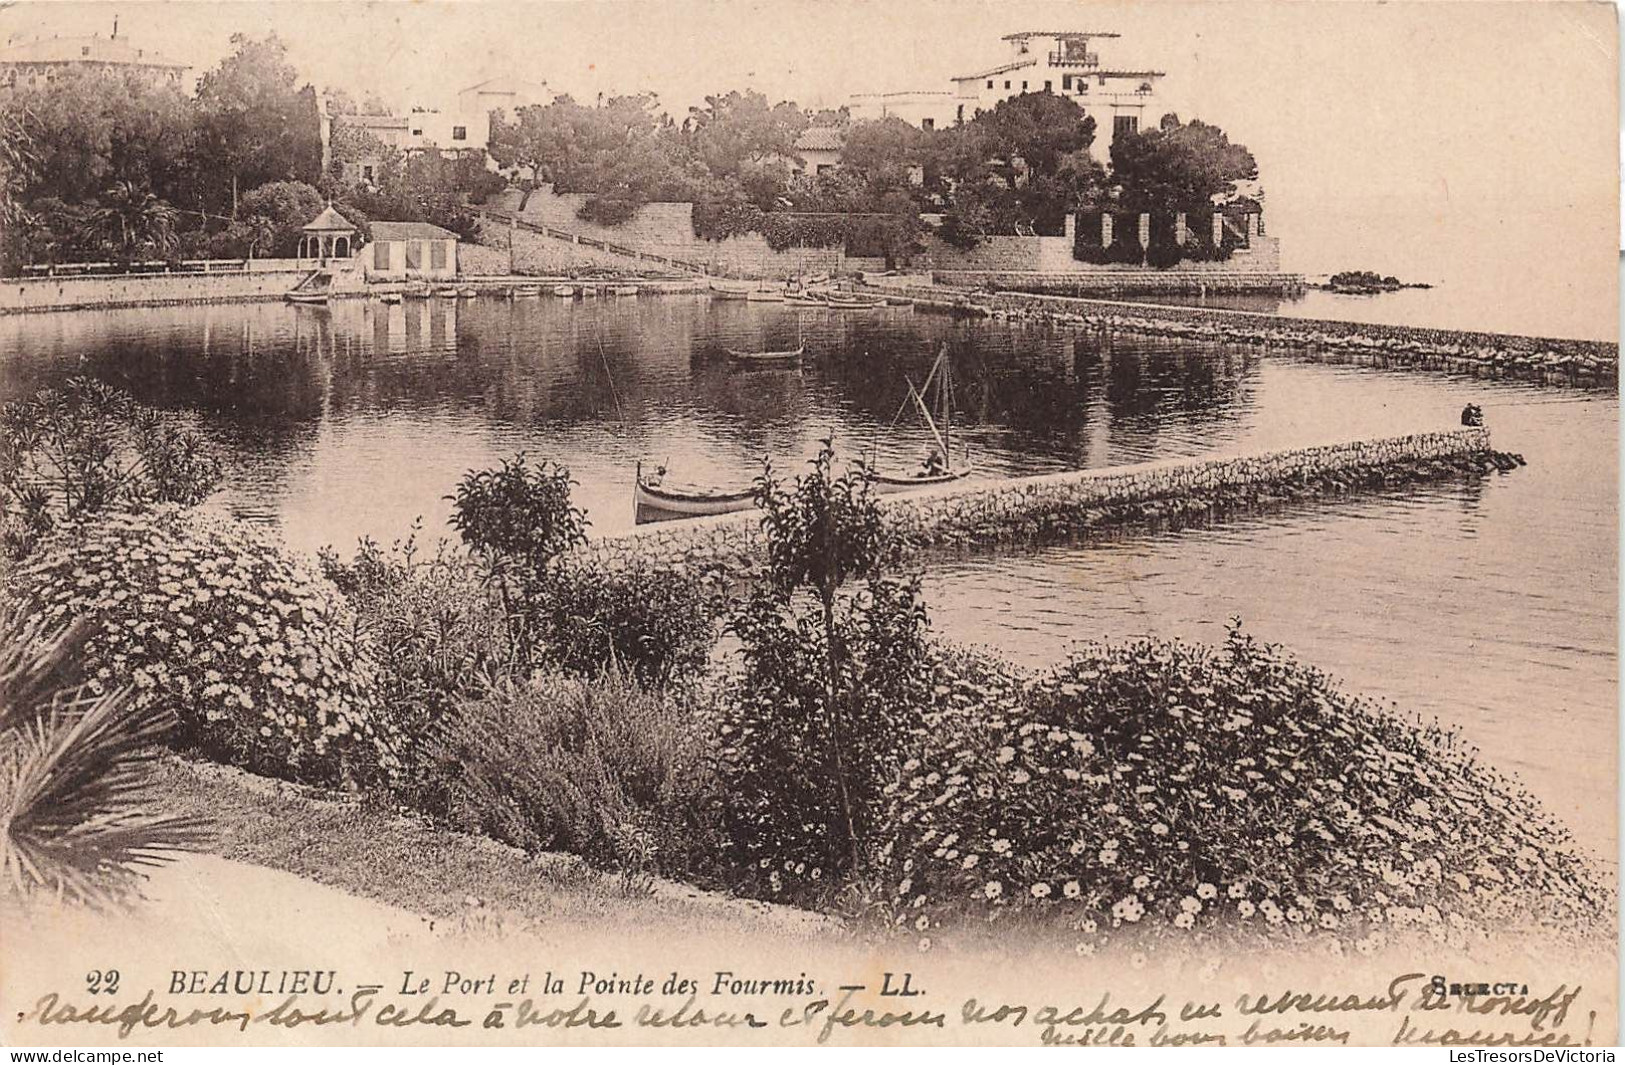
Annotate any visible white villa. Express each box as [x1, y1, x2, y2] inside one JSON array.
[[848, 30, 1165, 159]]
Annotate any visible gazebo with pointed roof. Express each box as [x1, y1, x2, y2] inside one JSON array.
[[299, 205, 358, 261]]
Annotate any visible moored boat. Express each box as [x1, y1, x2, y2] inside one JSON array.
[[285, 290, 328, 305], [378, 292, 403, 305], [709, 279, 753, 300], [436, 286, 461, 298], [613, 283, 640, 296], [634, 462, 758, 523], [725, 344, 804, 366], [745, 287, 785, 303], [512, 285, 542, 298], [824, 293, 885, 309], [458, 286, 479, 298], [402, 282, 432, 299], [553, 284, 577, 297]]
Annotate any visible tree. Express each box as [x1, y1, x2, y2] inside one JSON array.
[[683, 90, 807, 179], [195, 33, 323, 217], [1110, 114, 1259, 211], [236, 180, 325, 257], [82, 181, 179, 260], [930, 93, 1102, 242]]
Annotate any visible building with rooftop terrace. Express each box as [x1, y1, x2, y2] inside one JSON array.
[[848, 30, 1165, 161]]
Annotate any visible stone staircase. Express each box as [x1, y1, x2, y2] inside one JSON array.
[[477, 208, 710, 276]]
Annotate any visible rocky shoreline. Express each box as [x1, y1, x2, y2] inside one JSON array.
[[885, 284, 1617, 388]]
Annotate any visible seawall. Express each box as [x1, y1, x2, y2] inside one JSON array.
[[1, 260, 368, 314], [580, 428, 1516, 580], [878, 282, 1618, 388]]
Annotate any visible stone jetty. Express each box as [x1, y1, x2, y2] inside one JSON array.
[[581, 428, 1522, 581], [882, 283, 1618, 389]]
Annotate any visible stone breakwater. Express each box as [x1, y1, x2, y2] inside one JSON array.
[[579, 429, 1521, 582], [882, 284, 1618, 389]]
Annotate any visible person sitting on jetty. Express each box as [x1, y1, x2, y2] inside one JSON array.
[[1461, 403, 1484, 427]]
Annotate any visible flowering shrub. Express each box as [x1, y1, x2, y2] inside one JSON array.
[[875, 623, 1609, 956], [15, 507, 400, 786]]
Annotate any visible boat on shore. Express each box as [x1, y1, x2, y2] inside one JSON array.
[[634, 462, 759, 522], [726, 344, 804, 366]]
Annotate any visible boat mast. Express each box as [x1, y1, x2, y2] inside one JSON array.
[[939, 343, 951, 464]]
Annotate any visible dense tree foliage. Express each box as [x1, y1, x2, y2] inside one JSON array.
[[195, 33, 323, 218], [1111, 113, 1259, 211]]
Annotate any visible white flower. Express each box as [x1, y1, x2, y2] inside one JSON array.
[[983, 881, 1003, 900], [1196, 883, 1218, 900], [1063, 880, 1081, 899], [1030, 882, 1052, 899]]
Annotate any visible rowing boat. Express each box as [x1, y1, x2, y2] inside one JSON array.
[[709, 280, 753, 300], [726, 344, 804, 366], [634, 463, 758, 523], [553, 284, 577, 297]]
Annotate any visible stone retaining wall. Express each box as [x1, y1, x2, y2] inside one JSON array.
[[579, 429, 1507, 580], [1, 259, 368, 314], [932, 268, 1306, 296], [877, 282, 1618, 387]]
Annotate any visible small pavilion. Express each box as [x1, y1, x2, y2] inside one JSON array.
[[298, 205, 358, 262]]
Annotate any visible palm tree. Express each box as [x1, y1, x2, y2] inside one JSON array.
[[0, 603, 210, 908], [83, 181, 180, 262]]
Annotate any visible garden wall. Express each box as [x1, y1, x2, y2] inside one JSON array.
[[0, 259, 367, 314], [581, 429, 1507, 578]]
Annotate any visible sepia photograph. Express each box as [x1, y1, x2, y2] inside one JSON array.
[[0, 0, 1617, 1050]]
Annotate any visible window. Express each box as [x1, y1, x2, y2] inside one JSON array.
[[411, 128, 422, 136], [1044, 80, 1052, 92], [956, 104, 965, 124], [986, 80, 993, 89], [1003, 80, 1011, 89], [1114, 114, 1139, 137], [430, 241, 447, 270], [374, 242, 390, 270], [1021, 80, 1028, 90], [921, 117, 934, 130], [1062, 75, 1071, 90], [451, 125, 467, 141], [81, 46, 91, 56]]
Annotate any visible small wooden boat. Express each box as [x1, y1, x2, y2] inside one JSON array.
[[726, 344, 804, 366], [872, 463, 974, 492], [884, 295, 913, 306], [458, 287, 479, 298], [634, 462, 758, 523], [745, 287, 784, 303], [581, 285, 600, 298], [402, 282, 432, 299], [378, 292, 403, 305], [285, 290, 328, 305], [436, 287, 461, 298], [613, 284, 640, 296], [553, 285, 577, 298], [709, 280, 752, 300], [824, 293, 885, 309], [512, 285, 542, 298], [783, 290, 828, 306]]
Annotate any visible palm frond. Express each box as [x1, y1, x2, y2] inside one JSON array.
[[0, 603, 93, 735], [2, 686, 212, 909]]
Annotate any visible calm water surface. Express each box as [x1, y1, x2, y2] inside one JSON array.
[[1, 296, 1614, 853]]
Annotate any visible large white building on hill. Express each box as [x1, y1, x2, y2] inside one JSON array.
[[848, 30, 1165, 160]]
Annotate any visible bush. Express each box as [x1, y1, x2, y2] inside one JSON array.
[[319, 530, 511, 805], [1146, 214, 1182, 269], [14, 507, 400, 786], [524, 559, 718, 687], [718, 575, 930, 903], [874, 623, 1609, 954], [432, 669, 724, 878], [0, 378, 222, 560], [1104, 214, 1146, 265], [577, 197, 641, 227]]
